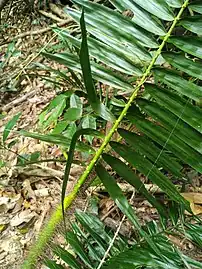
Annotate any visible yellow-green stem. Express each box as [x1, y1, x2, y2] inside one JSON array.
[[22, 1, 189, 268]]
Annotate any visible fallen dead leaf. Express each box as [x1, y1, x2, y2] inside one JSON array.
[[34, 188, 49, 197], [181, 192, 202, 215], [10, 210, 37, 227], [22, 179, 36, 202]]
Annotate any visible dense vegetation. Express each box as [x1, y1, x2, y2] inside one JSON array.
[[1, 0, 202, 268]]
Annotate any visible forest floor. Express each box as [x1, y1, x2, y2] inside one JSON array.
[[0, 2, 78, 268], [0, 1, 202, 269]]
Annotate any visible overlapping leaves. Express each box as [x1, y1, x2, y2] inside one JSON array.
[[22, 0, 202, 268]]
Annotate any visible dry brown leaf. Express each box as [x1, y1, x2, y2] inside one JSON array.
[[181, 192, 202, 215], [10, 210, 37, 227], [99, 197, 115, 216], [22, 179, 36, 202]]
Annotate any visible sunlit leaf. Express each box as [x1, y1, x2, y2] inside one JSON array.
[[109, 0, 166, 35], [168, 37, 202, 59], [162, 52, 202, 80]]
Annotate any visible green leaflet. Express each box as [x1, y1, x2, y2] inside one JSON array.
[[66, 232, 93, 268], [131, 0, 174, 21], [109, 0, 166, 35], [118, 128, 182, 176], [127, 114, 202, 173], [53, 28, 142, 76], [166, 0, 183, 8], [179, 15, 202, 35], [75, 211, 112, 253], [73, 211, 121, 261], [137, 98, 202, 154], [184, 223, 202, 248], [65, 8, 152, 63], [19, 130, 95, 153], [103, 235, 201, 269], [162, 52, 202, 80], [43, 51, 133, 91], [110, 142, 190, 208], [79, 10, 115, 122], [102, 153, 166, 216], [61, 128, 104, 225], [168, 36, 202, 59], [153, 68, 202, 102], [95, 163, 162, 257], [189, 1, 202, 14], [3, 112, 21, 143], [53, 245, 81, 269], [72, 0, 158, 48], [144, 83, 202, 134]]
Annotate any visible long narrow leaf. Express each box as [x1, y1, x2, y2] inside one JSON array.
[[168, 37, 202, 59], [179, 15, 202, 35], [53, 29, 142, 76], [102, 153, 167, 217], [144, 83, 202, 134], [108, 0, 166, 35], [153, 68, 202, 102], [79, 10, 115, 122], [127, 114, 202, 173], [131, 0, 174, 21], [62, 128, 104, 224], [118, 128, 182, 176], [95, 163, 162, 257], [162, 52, 202, 80], [43, 50, 134, 91], [3, 112, 21, 143], [72, 0, 158, 48], [189, 1, 202, 14], [53, 245, 81, 269], [66, 231, 93, 268], [110, 141, 190, 209], [137, 99, 202, 154], [19, 130, 95, 153]]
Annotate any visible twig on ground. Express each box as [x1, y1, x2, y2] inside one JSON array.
[[49, 3, 67, 19], [38, 9, 65, 22], [0, 19, 74, 46], [0, 90, 36, 112]]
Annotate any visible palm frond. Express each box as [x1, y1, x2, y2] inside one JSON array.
[[22, 0, 202, 268]]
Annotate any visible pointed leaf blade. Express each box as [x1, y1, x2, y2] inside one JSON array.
[[96, 163, 162, 256], [162, 52, 202, 80], [3, 112, 21, 143], [79, 10, 115, 122], [102, 153, 166, 217]]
